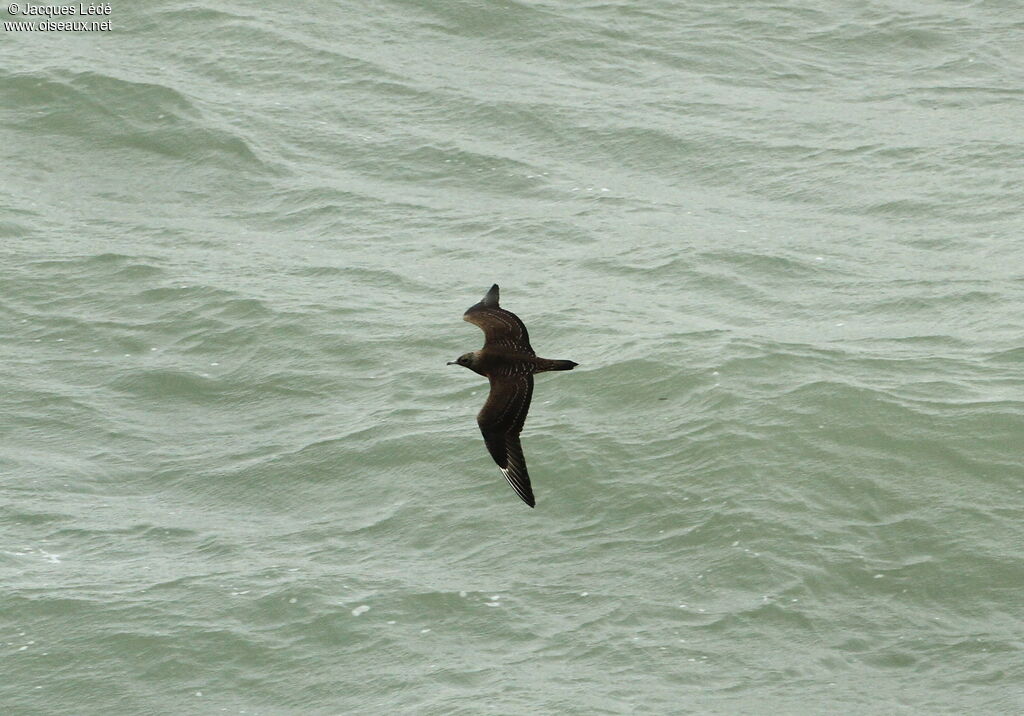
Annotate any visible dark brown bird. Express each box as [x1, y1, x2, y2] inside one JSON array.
[[448, 284, 577, 508]]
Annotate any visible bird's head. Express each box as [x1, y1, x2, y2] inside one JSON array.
[[447, 351, 478, 371]]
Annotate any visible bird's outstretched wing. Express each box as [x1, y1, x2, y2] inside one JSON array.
[[477, 373, 535, 507], [463, 284, 534, 355]]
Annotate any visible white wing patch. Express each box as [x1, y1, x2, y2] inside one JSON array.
[[499, 465, 534, 507]]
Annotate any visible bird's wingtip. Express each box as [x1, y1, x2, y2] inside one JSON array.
[[499, 464, 535, 508], [482, 284, 499, 307]]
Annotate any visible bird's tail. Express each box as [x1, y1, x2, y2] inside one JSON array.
[[537, 359, 578, 372]]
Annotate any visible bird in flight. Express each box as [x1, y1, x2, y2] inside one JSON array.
[[448, 284, 577, 508]]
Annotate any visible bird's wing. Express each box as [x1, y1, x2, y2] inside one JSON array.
[[463, 284, 534, 355], [477, 373, 535, 507]]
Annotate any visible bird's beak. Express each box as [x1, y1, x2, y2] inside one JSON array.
[[446, 361, 456, 365]]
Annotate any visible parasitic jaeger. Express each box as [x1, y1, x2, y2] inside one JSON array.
[[448, 284, 577, 507]]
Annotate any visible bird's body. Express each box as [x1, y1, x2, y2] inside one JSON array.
[[449, 284, 577, 508], [454, 349, 573, 378]]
